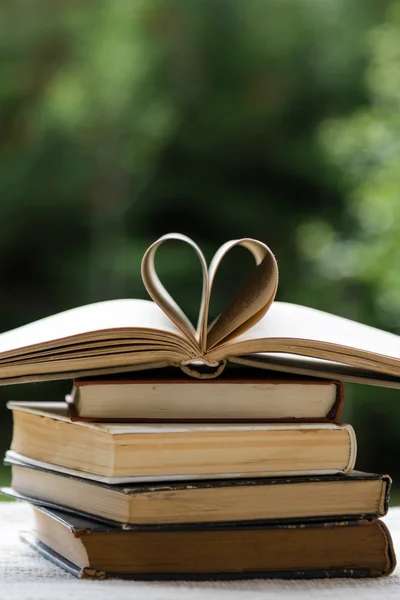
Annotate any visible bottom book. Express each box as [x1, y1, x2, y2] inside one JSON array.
[[23, 505, 396, 580]]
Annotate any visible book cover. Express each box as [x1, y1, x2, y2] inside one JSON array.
[[1, 469, 391, 530], [7, 403, 357, 480], [21, 506, 396, 580], [2, 453, 391, 528]]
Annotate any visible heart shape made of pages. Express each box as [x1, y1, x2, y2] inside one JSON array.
[[141, 233, 278, 357]]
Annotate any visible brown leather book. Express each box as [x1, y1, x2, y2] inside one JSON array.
[[22, 506, 396, 579]]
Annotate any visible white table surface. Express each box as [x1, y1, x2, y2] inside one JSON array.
[[2, 503, 400, 599]]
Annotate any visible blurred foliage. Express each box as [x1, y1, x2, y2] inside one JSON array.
[[0, 0, 399, 490], [298, 2, 400, 477]]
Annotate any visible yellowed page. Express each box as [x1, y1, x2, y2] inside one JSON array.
[[0, 349, 186, 381], [230, 354, 400, 388], [141, 233, 207, 352], [0, 362, 172, 386], [208, 301, 400, 376], [0, 337, 182, 364], [206, 239, 278, 350]]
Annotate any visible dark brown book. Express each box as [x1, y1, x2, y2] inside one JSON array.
[[2, 454, 391, 528], [22, 506, 396, 579], [68, 371, 343, 422]]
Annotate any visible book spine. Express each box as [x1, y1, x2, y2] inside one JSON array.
[[344, 423, 357, 473], [328, 381, 344, 421], [179, 361, 227, 379], [376, 519, 397, 575], [381, 475, 392, 516]]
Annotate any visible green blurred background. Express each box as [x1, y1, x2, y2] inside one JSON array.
[[1, 0, 400, 499]]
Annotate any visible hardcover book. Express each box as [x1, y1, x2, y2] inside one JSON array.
[[22, 506, 396, 579], [68, 370, 343, 422], [0, 234, 399, 386], [7, 402, 356, 481], [2, 455, 391, 528]]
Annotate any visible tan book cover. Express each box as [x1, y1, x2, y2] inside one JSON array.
[[8, 401, 356, 481]]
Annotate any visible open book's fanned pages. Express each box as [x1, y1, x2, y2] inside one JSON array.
[[0, 233, 400, 386], [230, 354, 400, 389]]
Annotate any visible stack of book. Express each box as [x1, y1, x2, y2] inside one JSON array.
[[1, 369, 396, 579], [0, 233, 399, 579]]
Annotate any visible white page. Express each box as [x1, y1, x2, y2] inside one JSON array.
[[0, 299, 184, 356], [219, 301, 400, 361]]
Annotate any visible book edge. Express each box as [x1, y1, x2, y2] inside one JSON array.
[[5, 454, 387, 490], [3, 485, 391, 531], [6, 401, 350, 432], [69, 379, 344, 423], [20, 528, 391, 579]]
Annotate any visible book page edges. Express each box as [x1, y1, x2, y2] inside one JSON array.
[[0, 361, 177, 386], [21, 525, 396, 579], [209, 339, 400, 377], [229, 355, 400, 388], [209, 301, 400, 373], [6, 401, 349, 433], [4, 451, 353, 484], [0, 299, 191, 357], [2, 479, 389, 530], [70, 376, 342, 423]]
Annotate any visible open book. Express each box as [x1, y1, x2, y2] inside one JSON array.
[[1, 233, 400, 386]]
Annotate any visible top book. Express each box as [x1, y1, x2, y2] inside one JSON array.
[[0, 233, 400, 386]]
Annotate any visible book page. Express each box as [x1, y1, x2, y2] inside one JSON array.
[[0, 299, 190, 357], [230, 354, 400, 388], [210, 301, 400, 375], [141, 233, 207, 352], [206, 239, 278, 350], [140, 235, 280, 356]]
